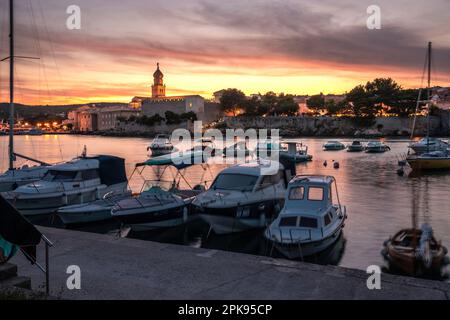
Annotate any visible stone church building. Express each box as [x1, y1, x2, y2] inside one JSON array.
[[130, 63, 220, 123]]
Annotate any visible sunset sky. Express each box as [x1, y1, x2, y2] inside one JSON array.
[[1, 0, 450, 105]]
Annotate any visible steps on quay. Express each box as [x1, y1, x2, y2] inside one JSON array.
[[0, 263, 31, 290]]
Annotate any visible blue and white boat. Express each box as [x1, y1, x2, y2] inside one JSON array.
[[365, 141, 390, 153], [408, 137, 449, 155], [265, 175, 347, 258], [57, 190, 132, 225], [323, 141, 345, 151], [280, 142, 313, 163], [3, 155, 128, 216]]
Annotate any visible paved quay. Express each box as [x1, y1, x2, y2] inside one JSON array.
[[11, 226, 450, 300]]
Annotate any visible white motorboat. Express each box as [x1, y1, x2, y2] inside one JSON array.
[[2, 155, 128, 216], [323, 141, 345, 151], [365, 141, 390, 153], [265, 175, 347, 259], [280, 142, 312, 163], [148, 134, 174, 156], [57, 190, 132, 225], [408, 138, 449, 155], [111, 186, 193, 231], [347, 141, 365, 152], [0, 165, 49, 192], [192, 159, 293, 235]]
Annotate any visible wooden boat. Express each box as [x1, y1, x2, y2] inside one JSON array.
[[382, 226, 448, 276]]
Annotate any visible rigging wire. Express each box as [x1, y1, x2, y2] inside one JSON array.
[[35, 0, 67, 161], [410, 45, 430, 140]]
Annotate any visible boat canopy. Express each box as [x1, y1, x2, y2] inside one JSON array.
[[135, 152, 206, 170], [88, 155, 127, 186]]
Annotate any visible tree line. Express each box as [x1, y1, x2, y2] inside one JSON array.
[[220, 78, 431, 119]]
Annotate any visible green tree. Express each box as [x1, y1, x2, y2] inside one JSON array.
[[345, 85, 376, 119], [180, 111, 197, 122], [219, 88, 246, 116], [365, 78, 401, 115], [306, 94, 325, 114], [241, 96, 261, 116], [262, 91, 278, 115], [165, 111, 181, 125], [388, 89, 422, 117], [325, 100, 347, 116], [276, 94, 298, 116]]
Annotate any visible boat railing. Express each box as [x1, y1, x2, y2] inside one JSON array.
[[19, 234, 53, 296]]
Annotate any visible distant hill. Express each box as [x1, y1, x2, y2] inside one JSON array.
[[0, 102, 129, 120]]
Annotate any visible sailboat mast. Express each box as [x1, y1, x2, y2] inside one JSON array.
[[426, 42, 431, 152], [8, 0, 15, 170]]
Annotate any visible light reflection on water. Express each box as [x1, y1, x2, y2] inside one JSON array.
[[1, 135, 450, 273]]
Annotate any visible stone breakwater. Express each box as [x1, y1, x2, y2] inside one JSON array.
[[222, 113, 450, 137]]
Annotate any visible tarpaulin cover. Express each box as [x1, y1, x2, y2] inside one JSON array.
[[92, 155, 127, 186]]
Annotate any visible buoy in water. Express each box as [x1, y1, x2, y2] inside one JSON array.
[[333, 162, 340, 169], [323, 160, 328, 167]]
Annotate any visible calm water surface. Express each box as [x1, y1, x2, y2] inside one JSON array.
[[1, 134, 449, 274]]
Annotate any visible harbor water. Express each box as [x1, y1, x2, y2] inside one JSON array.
[[1, 134, 449, 273]]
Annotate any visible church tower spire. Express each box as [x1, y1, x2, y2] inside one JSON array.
[[152, 62, 165, 98]]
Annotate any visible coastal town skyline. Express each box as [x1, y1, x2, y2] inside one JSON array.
[[1, 0, 450, 105]]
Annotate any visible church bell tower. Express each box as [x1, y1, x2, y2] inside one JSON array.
[[151, 62, 166, 98]]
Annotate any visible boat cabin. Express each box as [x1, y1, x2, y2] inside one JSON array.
[[273, 175, 345, 236], [210, 160, 288, 193]]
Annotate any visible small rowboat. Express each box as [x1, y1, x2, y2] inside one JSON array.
[[382, 225, 448, 277]]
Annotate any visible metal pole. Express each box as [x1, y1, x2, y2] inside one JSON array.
[[426, 42, 432, 153], [45, 242, 50, 296], [8, 0, 14, 170]]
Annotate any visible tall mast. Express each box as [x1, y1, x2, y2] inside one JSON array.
[[8, 0, 14, 170], [426, 42, 431, 152]]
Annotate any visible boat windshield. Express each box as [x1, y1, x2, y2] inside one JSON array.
[[211, 174, 258, 192], [42, 170, 78, 182]]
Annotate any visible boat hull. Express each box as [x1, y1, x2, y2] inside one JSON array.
[[280, 153, 312, 163], [200, 213, 266, 235], [112, 204, 191, 231], [149, 147, 173, 156], [347, 146, 364, 152], [323, 146, 345, 151], [5, 189, 100, 216], [195, 200, 283, 235], [272, 228, 343, 259], [407, 157, 450, 170], [58, 208, 112, 225]]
